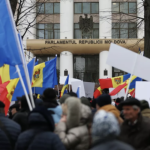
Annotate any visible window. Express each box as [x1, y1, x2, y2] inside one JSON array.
[[74, 23, 99, 39], [112, 2, 137, 14], [37, 3, 60, 14], [112, 23, 137, 38], [74, 3, 99, 14], [37, 24, 60, 39]]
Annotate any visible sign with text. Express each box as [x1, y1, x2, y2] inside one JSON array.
[[107, 43, 150, 81]]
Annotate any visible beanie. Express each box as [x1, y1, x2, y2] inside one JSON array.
[[96, 94, 111, 107], [140, 100, 149, 111], [43, 88, 56, 101]]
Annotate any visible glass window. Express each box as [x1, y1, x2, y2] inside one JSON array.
[[91, 3, 99, 14], [93, 29, 99, 38], [75, 3, 82, 13], [74, 23, 80, 29], [93, 23, 99, 28], [45, 3, 53, 14], [112, 3, 119, 13], [120, 2, 128, 13], [37, 30, 44, 39], [74, 29, 82, 39], [112, 23, 119, 28], [83, 3, 90, 14], [120, 29, 128, 38], [129, 29, 137, 38], [54, 24, 60, 29], [120, 23, 128, 28], [112, 29, 119, 38], [37, 3, 44, 14], [45, 24, 53, 29], [37, 24, 45, 29], [45, 30, 53, 39], [129, 3, 136, 14], [54, 30, 60, 39], [54, 3, 60, 13]]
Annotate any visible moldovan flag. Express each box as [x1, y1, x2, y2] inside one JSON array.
[[93, 87, 102, 99], [0, 0, 23, 67], [32, 57, 57, 94], [61, 75, 69, 97], [99, 74, 130, 89], [109, 76, 142, 96], [0, 79, 19, 115]]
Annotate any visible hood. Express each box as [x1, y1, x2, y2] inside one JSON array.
[[99, 104, 120, 119], [80, 104, 92, 126], [92, 110, 120, 143], [64, 97, 81, 129], [28, 107, 55, 132], [142, 109, 150, 117]]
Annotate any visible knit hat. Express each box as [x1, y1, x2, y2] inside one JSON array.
[[96, 94, 112, 107], [59, 94, 70, 104], [92, 110, 120, 143], [80, 97, 91, 108], [43, 88, 56, 101], [140, 100, 149, 111]]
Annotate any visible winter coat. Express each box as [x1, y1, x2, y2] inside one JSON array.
[[90, 139, 135, 150], [55, 97, 91, 150], [119, 115, 150, 150], [13, 109, 29, 131], [99, 104, 123, 124], [141, 109, 150, 119], [15, 108, 66, 150], [0, 113, 21, 150]]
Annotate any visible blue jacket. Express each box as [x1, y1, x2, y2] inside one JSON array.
[[0, 113, 21, 150]]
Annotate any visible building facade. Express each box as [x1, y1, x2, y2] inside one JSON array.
[[26, 0, 144, 83]]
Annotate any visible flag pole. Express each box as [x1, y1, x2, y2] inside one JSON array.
[[124, 55, 138, 100], [16, 65, 32, 111]]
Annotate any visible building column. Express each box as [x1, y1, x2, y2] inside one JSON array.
[[60, 0, 73, 39], [60, 51, 73, 78], [99, 0, 112, 39], [137, 0, 144, 39], [60, 0, 73, 77], [99, 51, 112, 79]]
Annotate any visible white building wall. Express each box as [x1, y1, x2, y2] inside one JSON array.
[[137, 0, 144, 39], [60, 0, 73, 77], [99, 0, 112, 39], [60, 51, 73, 78], [99, 51, 112, 79]]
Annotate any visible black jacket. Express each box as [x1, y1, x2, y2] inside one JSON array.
[[12, 109, 29, 132], [90, 139, 134, 150], [15, 109, 66, 150], [0, 113, 21, 150], [119, 115, 150, 150]]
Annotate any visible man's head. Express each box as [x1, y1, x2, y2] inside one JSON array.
[[0, 101, 5, 114], [43, 88, 56, 102], [140, 100, 149, 111], [119, 98, 141, 122], [96, 94, 111, 110]]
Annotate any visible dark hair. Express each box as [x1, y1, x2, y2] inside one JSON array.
[[68, 92, 77, 97], [0, 101, 5, 108]]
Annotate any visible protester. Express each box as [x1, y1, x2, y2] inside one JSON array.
[[15, 107, 66, 150], [140, 100, 150, 118], [80, 97, 91, 109], [9, 104, 20, 119], [55, 97, 90, 150], [0, 101, 21, 150], [13, 95, 30, 131], [42, 88, 62, 125], [90, 110, 134, 150], [119, 98, 150, 150], [59, 94, 70, 105], [96, 94, 123, 124]]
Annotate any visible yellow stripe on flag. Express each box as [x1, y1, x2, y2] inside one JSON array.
[[0, 64, 10, 83], [32, 62, 45, 87], [6, 78, 19, 102]]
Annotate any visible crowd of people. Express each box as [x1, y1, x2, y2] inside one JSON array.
[[1, 88, 150, 150]]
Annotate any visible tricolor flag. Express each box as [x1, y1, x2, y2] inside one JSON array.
[[93, 87, 102, 99], [32, 57, 57, 94], [0, 79, 19, 115], [99, 74, 130, 89], [61, 75, 69, 97], [109, 76, 142, 96]]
